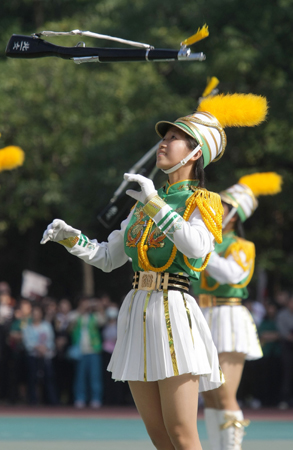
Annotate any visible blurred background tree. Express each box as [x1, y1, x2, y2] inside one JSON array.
[[0, 0, 292, 302]]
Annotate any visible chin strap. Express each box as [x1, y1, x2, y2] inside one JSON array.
[[222, 206, 238, 229], [161, 144, 201, 174]]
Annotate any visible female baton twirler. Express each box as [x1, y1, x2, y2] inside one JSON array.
[[193, 172, 282, 450], [41, 93, 267, 450]]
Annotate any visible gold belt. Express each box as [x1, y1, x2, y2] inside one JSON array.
[[198, 294, 242, 307], [132, 271, 190, 293]]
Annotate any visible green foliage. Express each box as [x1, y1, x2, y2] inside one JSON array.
[[0, 0, 292, 297]]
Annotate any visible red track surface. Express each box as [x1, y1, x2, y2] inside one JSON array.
[[0, 405, 292, 420]]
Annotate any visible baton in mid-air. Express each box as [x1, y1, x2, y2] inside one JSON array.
[[5, 26, 209, 64]]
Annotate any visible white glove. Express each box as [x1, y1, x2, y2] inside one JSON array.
[[124, 173, 157, 204], [40, 219, 81, 244]]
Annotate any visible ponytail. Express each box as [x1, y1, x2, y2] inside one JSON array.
[[194, 154, 205, 188]]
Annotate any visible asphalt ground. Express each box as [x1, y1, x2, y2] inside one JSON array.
[[0, 406, 292, 450]]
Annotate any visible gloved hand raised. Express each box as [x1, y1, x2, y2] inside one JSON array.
[[124, 173, 157, 204], [40, 219, 81, 244]]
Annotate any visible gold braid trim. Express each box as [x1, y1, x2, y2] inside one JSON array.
[[184, 252, 211, 272], [185, 189, 223, 244], [200, 270, 220, 291], [183, 189, 223, 272], [225, 238, 255, 271], [138, 218, 177, 272], [137, 189, 222, 273], [225, 238, 255, 288]]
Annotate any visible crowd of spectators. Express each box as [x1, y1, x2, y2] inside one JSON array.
[[0, 280, 293, 409], [0, 281, 133, 408]]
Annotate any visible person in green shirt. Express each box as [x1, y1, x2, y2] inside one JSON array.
[[41, 93, 267, 450], [70, 297, 104, 409], [193, 172, 282, 450]]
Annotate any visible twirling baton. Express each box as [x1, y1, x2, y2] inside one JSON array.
[[5, 25, 209, 64]]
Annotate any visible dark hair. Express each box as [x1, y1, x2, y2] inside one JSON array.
[[185, 135, 205, 188], [223, 201, 245, 238]]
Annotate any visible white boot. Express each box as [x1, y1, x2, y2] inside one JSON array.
[[204, 408, 222, 450], [219, 410, 250, 450]]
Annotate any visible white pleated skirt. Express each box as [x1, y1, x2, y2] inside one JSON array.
[[107, 289, 223, 392], [201, 305, 263, 360]]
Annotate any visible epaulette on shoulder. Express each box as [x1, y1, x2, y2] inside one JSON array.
[[187, 187, 222, 210], [226, 237, 255, 271], [235, 237, 255, 258], [186, 188, 223, 244]]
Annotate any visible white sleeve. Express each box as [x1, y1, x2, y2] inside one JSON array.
[[143, 196, 215, 259], [171, 207, 215, 258], [206, 251, 250, 284], [63, 210, 134, 273]]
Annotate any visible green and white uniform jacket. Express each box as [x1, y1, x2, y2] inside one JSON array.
[[62, 180, 217, 280]]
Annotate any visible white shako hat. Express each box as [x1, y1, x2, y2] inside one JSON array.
[[156, 110, 225, 169], [220, 172, 283, 223], [155, 93, 268, 169]]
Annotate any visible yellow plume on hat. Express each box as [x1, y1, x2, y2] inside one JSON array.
[[197, 93, 268, 128], [202, 76, 220, 98], [0, 146, 25, 172], [181, 24, 209, 47], [238, 172, 282, 197]]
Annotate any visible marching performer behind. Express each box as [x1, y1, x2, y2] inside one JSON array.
[[193, 172, 282, 450], [41, 93, 267, 450]]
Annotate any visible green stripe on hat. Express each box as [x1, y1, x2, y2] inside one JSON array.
[[236, 204, 247, 222], [175, 122, 197, 140]]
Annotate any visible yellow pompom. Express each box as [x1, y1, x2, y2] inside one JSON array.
[[238, 172, 282, 196], [202, 77, 220, 98], [0, 146, 25, 172], [181, 24, 209, 47], [197, 93, 268, 128]]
